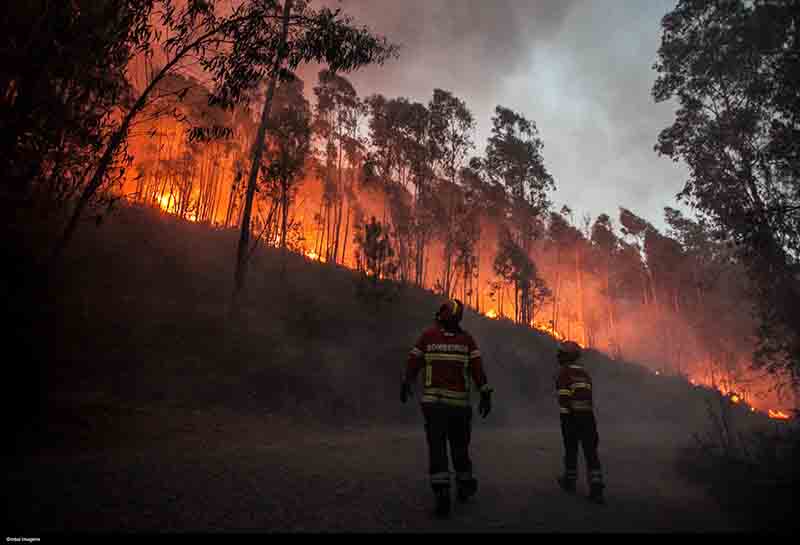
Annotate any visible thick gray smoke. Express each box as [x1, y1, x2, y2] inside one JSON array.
[[306, 0, 691, 232]]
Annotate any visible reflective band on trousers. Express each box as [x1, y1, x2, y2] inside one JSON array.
[[422, 395, 470, 407], [423, 387, 469, 402], [430, 472, 451, 484], [569, 400, 593, 411], [590, 470, 604, 483]]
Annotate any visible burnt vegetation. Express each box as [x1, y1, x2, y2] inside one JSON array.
[[2, 0, 799, 533]]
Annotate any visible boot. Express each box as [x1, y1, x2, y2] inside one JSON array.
[[588, 482, 605, 504], [456, 478, 478, 503], [435, 487, 451, 518], [557, 475, 576, 494]]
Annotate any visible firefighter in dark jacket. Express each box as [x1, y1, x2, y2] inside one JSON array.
[[555, 340, 605, 504], [401, 299, 493, 518]]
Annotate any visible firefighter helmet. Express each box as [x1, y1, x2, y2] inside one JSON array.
[[436, 299, 464, 324], [557, 340, 581, 362]]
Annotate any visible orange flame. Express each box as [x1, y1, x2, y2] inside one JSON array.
[[157, 193, 174, 213], [117, 119, 796, 422], [154, 192, 197, 222], [531, 319, 583, 346], [768, 409, 791, 420], [682, 371, 793, 420]]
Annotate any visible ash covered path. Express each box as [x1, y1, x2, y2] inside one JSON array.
[[6, 408, 740, 533]]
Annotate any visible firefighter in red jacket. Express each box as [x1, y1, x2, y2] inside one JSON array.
[[555, 340, 605, 503], [401, 299, 493, 518]]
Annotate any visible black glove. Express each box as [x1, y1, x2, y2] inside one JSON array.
[[401, 381, 413, 404], [479, 389, 492, 418]]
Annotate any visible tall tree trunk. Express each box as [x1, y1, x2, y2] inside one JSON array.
[[233, 0, 293, 306], [474, 227, 482, 311], [575, 246, 586, 346], [314, 199, 324, 257], [324, 195, 332, 260], [341, 199, 351, 266], [225, 172, 239, 228], [332, 130, 344, 264], [50, 26, 213, 262], [280, 177, 290, 276]]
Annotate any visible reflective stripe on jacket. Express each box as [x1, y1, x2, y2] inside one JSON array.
[[407, 325, 489, 407], [556, 363, 594, 414]]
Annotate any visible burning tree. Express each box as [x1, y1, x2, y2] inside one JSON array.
[[493, 229, 548, 326], [312, 69, 363, 266], [226, 0, 398, 307], [2, 0, 152, 220], [53, 0, 286, 260], [354, 216, 396, 280], [353, 216, 399, 308], [261, 76, 312, 254], [429, 89, 476, 296], [653, 0, 800, 388]]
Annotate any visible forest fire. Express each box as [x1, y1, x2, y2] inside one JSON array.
[[479, 310, 573, 346], [532, 319, 571, 344], [10, 0, 800, 532], [135, 173, 798, 421], [768, 410, 791, 420], [107, 46, 796, 425], [681, 369, 795, 420], [157, 193, 174, 214], [131, 176, 798, 421], [155, 192, 198, 222]]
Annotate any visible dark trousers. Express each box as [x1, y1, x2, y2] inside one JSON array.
[[560, 412, 603, 485], [422, 403, 473, 491]]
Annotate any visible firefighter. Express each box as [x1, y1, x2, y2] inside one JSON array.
[[555, 340, 605, 504], [401, 298, 493, 518]]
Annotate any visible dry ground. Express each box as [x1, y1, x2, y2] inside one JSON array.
[[5, 406, 739, 533]]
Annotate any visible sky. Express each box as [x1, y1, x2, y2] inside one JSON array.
[[308, 0, 693, 234]]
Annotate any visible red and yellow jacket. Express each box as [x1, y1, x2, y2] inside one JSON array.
[[406, 325, 490, 408], [556, 363, 594, 415]]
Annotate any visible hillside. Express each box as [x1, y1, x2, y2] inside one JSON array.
[[4, 204, 793, 533]]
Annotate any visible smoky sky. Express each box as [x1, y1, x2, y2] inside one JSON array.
[[306, 0, 692, 233]]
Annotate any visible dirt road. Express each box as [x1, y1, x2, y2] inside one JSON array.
[[5, 407, 740, 533]]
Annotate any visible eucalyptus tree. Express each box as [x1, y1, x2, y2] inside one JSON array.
[[482, 105, 554, 251], [222, 0, 397, 304], [52, 0, 283, 259], [653, 0, 800, 382], [262, 77, 311, 254], [313, 69, 360, 264], [428, 89, 475, 297], [1, 0, 152, 214]]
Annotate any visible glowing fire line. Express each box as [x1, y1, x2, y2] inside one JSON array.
[[480, 309, 790, 421], [154, 192, 197, 222], [137, 187, 798, 422], [768, 409, 791, 420]]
